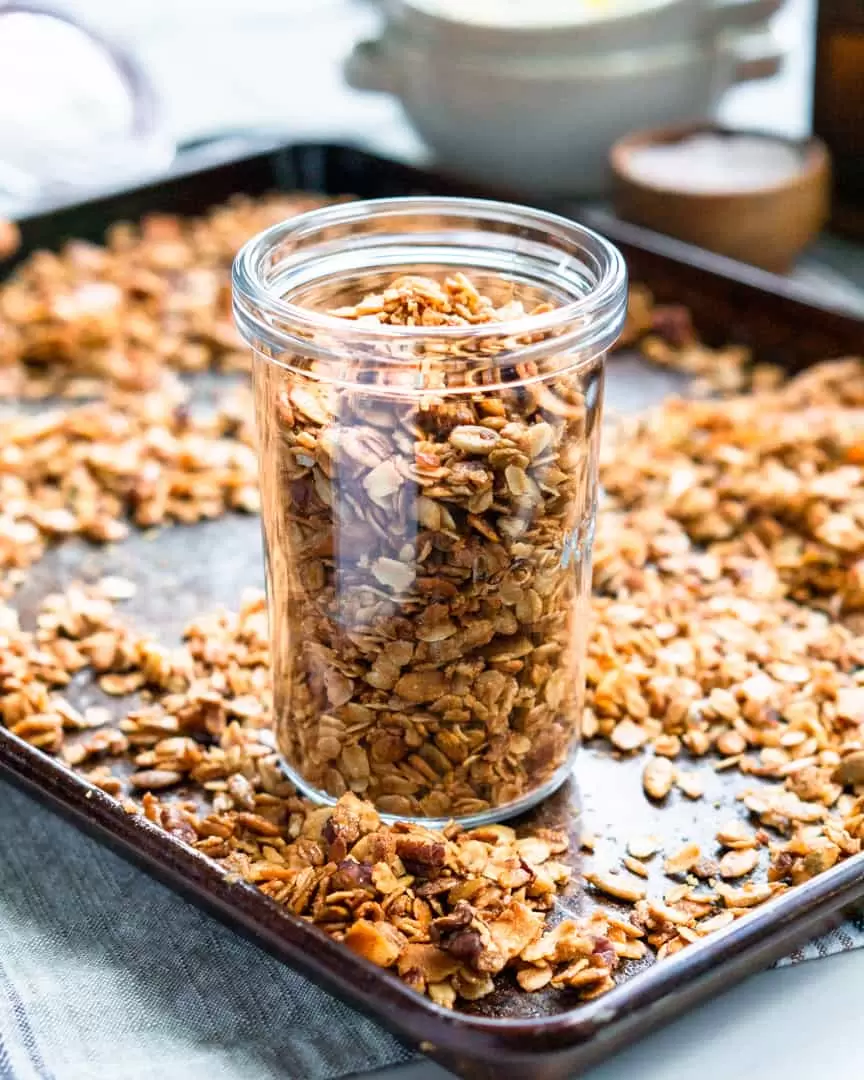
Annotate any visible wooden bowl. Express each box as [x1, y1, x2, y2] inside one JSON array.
[[610, 123, 831, 273]]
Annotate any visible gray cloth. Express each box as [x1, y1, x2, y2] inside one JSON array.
[[3, 778, 863, 1080], [0, 780, 414, 1080]]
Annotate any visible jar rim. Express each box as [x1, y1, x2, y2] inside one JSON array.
[[232, 196, 627, 362]]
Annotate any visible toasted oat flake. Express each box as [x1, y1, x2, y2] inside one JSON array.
[[643, 757, 676, 800], [585, 868, 648, 903], [627, 835, 661, 860], [719, 848, 760, 879], [675, 770, 705, 800], [664, 844, 702, 876]]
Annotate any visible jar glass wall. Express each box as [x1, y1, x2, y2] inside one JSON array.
[[233, 197, 627, 826]]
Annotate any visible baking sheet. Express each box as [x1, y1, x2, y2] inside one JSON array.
[[2, 143, 864, 1080]]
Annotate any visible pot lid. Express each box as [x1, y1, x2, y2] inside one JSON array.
[[387, 0, 678, 33]]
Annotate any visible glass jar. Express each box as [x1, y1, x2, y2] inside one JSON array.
[[233, 197, 627, 825]]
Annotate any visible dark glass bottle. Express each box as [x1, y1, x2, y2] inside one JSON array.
[[813, 0, 864, 238]]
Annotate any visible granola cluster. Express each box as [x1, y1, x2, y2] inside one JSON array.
[[267, 273, 595, 818], [0, 585, 623, 1002]]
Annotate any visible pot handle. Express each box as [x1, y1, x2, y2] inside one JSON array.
[[725, 30, 786, 83], [344, 39, 395, 94], [711, 0, 785, 33]]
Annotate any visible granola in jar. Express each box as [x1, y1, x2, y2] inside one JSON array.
[[234, 198, 628, 823]]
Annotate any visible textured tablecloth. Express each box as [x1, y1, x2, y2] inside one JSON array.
[[0, 781, 414, 1080], [2, 777, 863, 1080]]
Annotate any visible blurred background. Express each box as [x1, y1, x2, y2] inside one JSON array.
[[0, 0, 860, 301], [0, 0, 813, 175]]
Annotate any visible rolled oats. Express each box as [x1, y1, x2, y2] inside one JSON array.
[[663, 844, 702, 877], [627, 835, 661, 860]]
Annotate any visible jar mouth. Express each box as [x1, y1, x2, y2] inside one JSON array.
[[232, 196, 627, 370]]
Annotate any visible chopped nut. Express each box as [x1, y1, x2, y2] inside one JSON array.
[[344, 920, 406, 968]]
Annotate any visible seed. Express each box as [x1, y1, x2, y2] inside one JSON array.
[[129, 769, 183, 791], [449, 425, 500, 455]]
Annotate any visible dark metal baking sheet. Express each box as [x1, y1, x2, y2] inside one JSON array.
[[2, 143, 864, 1080]]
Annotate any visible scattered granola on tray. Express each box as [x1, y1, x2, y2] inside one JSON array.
[[0, 194, 747, 398], [1, 193, 863, 1009]]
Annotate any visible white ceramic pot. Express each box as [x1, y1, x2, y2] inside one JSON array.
[[345, 1, 787, 196]]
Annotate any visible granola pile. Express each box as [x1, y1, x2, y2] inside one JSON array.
[[577, 358, 864, 939], [0, 585, 624, 1002], [1, 192, 863, 1009], [0, 195, 330, 397], [0, 381, 257, 586], [267, 273, 595, 817]]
